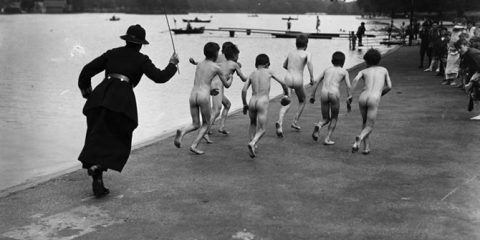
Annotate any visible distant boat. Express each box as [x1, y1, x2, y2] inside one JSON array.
[[182, 17, 211, 23], [172, 26, 205, 34], [109, 16, 120, 21]]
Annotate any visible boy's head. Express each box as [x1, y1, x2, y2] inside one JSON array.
[[331, 51, 345, 67], [455, 38, 470, 54], [224, 43, 240, 61], [221, 41, 234, 54], [296, 34, 309, 49], [363, 48, 381, 66], [255, 54, 270, 68], [204, 42, 220, 61]]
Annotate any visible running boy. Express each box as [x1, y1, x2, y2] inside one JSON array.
[[276, 34, 314, 137], [174, 42, 232, 155], [189, 42, 248, 137], [350, 49, 392, 154], [242, 54, 289, 158], [310, 51, 351, 145]]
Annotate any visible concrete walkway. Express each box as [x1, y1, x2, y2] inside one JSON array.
[[1, 46, 480, 240]]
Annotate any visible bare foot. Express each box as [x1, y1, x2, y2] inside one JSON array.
[[203, 135, 214, 144], [362, 149, 371, 155], [218, 129, 229, 135], [312, 125, 320, 141], [247, 143, 256, 158], [275, 122, 283, 138], [291, 122, 301, 130], [323, 139, 335, 145], [352, 136, 360, 153], [174, 130, 182, 148], [190, 146, 205, 155]]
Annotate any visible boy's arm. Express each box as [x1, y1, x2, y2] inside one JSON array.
[[344, 71, 352, 99], [350, 71, 363, 92], [382, 70, 392, 96], [217, 66, 233, 88], [310, 70, 324, 103], [241, 77, 252, 114], [306, 52, 314, 85], [234, 63, 248, 82], [271, 71, 289, 97]]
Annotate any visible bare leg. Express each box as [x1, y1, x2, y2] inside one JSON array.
[[190, 99, 212, 155], [313, 97, 331, 141], [209, 90, 223, 134], [276, 90, 291, 137], [249, 98, 269, 158], [325, 95, 340, 145], [218, 95, 231, 134], [353, 99, 368, 152], [248, 104, 257, 142], [291, 87, 306, 130], [175, 102, 201, 148]]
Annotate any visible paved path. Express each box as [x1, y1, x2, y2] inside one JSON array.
[[1, 46, 480, 240]]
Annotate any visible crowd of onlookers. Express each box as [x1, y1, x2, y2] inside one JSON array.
[[417, 18, 480, 112]]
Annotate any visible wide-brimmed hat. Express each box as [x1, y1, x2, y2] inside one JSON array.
[[120, 24, 149, 45]]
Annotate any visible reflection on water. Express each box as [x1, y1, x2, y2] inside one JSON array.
[[0, 13, 394, 191]]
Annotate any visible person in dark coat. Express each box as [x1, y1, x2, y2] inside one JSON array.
[[78, 24, 179, 197], [356, 22, 366, 47]]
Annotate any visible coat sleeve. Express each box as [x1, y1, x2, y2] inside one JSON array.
[[141, 56, 177, 84], [78, 51, 108, 90]]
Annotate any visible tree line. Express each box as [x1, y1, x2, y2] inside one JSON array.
[[71, 0, 360, 14]]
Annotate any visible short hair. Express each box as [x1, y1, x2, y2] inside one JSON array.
[[224, 43, 240, 61], [204, 42, 220, 60], [296, 34, 309, 48], [363, 48, 381, 66], [454, 38, 470, 49], [221, 41, 234, 53], [331, 51, 345, 67], [255, 54, 270, 67]]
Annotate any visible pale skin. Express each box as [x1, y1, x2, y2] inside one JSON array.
[[242, 65, 289, 158], [276, 47, 314, 136], [174, 58, 232, 155], [310, 65, 351, 145], [210, 53, 247, 136], [350, 65, 392, 154]]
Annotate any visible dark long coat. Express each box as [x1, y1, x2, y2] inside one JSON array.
[[78, 45, 177, 172]]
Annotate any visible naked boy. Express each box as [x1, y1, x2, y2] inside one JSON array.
[[310, 51, 351, 145], [276, 34, 314, 137], [350, 49, 392, 154], [174, 42, 232, 155], [242, 54, 289, 158]]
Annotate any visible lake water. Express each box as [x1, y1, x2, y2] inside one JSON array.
[[0, 13, 398, 191]]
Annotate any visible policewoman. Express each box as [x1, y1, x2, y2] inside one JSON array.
[[78, 24, 179, 197]]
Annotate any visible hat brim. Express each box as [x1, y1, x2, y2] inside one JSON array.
[[120, 35, 149, 45]]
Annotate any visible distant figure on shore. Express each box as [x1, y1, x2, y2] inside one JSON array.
[[275, 34, 314, 137], [316, 15, 321, 32], [78, 24, 178, 197], [287, 19, 292, 31], [309, 51, 351, 145], [356, 22, 366, 47], [174, 42, 232, 155], [241, 54, 289, 158], [350, 49, 392, 154]]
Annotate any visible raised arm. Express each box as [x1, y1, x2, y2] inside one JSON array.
[[306, 52, 314, 85], [143, 53, 178, 83], [271, 71, 289, 97], [309, 70, 325, 103], [381, 70, 392, 96]]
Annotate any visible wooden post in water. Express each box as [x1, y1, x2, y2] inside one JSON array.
[[229, 31, 235, 37]]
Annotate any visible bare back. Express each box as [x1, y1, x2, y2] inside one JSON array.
[[192, 60, 222, 96], [284, 49, 312, 88], [357, 66, 390, 99], [321, 66, 349, 97], [249, 69, 274, 99], [211, 54, 228, 89]]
